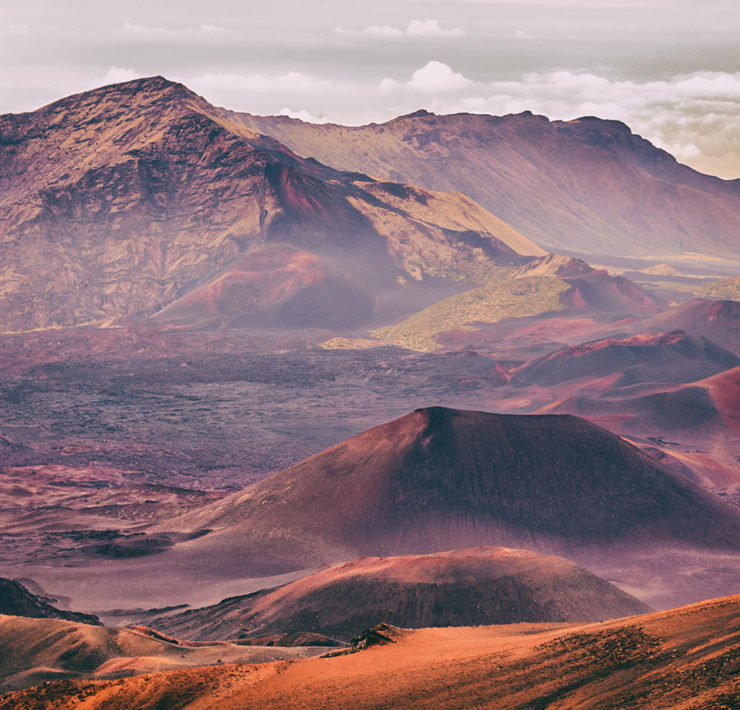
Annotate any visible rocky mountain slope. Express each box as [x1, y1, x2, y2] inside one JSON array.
[[0, 77, 543, 332], [622, 298, 740, 355], [235, 109, 740, 260], [546, 365, 740, 437]]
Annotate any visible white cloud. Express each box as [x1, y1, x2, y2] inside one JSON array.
[[514, 29, 532, 39], [100, 66, 141, 85], [190, 71, 337, 100], [406, 20, 465, 37], [407, 61, 473, 92], [334, 19, 464, 40], [279, 108, 328, 124], [670, 142, 701, 158], [334, 24, 404, 39], [367, 63, 740, 175]]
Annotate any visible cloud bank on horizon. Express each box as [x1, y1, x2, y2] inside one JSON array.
[[1, 0, 739, 177]]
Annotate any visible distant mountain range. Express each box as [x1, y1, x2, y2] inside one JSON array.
[[3, 76, 738, 334], [0, 77, 542, 332], [235, 107, 740, 260]]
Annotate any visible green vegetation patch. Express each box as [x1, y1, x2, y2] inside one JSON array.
[[372, 276, 570, 352], [702, 276, 740, 300]]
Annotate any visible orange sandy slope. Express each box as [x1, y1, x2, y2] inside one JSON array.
[[2, 594, 737, 709]]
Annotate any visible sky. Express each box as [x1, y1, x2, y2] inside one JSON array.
[[2, 0, 740, 178]]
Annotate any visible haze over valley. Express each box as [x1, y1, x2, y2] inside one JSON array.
[[1, 6, 740, 703]]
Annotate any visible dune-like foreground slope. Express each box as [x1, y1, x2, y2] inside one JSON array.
[[150, 547, 650, 642], [159, 408, 740, 580], [0, 614, 323, 692], [236, 109, 740, 261], [0, 77, 543, 332], [4, 594, 738, 709]]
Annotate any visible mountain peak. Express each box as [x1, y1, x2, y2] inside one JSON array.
[[111, 74, 180, 90], [567, 115, 632, 132], [509, 254, 594, 278], [30, 75, 205, 121], [394, 109, 436, 121], [159, 407, 740, 579], [413, 404, 456, 418], [97, 75, 204, 102]]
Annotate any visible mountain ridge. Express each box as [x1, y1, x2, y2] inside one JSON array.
[[0, 77, 543, 332], [232, 105, 740, 260]]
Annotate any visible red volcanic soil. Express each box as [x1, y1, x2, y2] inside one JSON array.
[[540, 366, 740, 502], [149, 245, 373, 329], [157, 407, 740, 577], [545, 365, 740, 437], [516, 330, 739, 387], [561, 269, 664, 314], [149, 547, 650, 642], [620, 298, 740, 355], [435, 314, 606, 359], [701, 365, 740, 431], [5, 594, 738, 709]]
